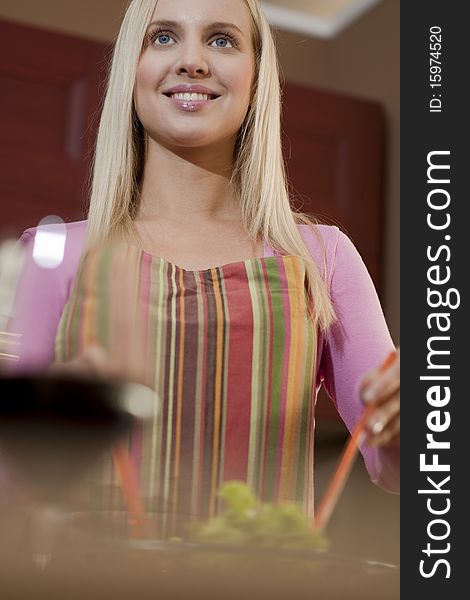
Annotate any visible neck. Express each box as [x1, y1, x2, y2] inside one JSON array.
[[137, 138, 241, 226]]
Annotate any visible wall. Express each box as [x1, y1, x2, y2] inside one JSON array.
[[0, 0, 399, 341]]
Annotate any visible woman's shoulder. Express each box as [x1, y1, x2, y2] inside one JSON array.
[[297, 222, 348, 255], [18, 219, 88, 298], [297, 222, 341, 246], [21, 219, 87, 245], [20, 219, 88, 269], [297, 222, 355, 289]]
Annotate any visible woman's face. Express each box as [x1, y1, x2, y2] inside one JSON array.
[[134, 0, 255, 152]]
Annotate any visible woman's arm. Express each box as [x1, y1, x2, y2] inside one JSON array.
[[318, 228, 400, 493], [8, 222, 86, 373]]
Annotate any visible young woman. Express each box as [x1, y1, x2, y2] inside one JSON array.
[[11, 0, 399, 531]]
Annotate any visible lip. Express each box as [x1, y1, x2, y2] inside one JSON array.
[[164, 95, 219, 113], [162, 84, 222, 112]]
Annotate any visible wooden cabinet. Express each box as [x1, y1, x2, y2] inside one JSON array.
[[282, 81, 385, 289], [0, 20, 107, 234], [281, 82, 385, 421]]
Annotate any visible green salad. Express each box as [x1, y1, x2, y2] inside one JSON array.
[[191, 482, 329, 552]]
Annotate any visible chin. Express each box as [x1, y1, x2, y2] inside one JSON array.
[[163, 128, 229, 150], [168, 137, 215, 150]]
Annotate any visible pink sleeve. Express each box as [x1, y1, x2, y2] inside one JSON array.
[[319, 229, 400, 493], [9, 225, 84, 373]]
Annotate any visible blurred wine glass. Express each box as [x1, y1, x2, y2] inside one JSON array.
[[0, 374, 155, 569]]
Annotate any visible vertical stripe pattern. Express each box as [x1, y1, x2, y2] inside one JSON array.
[[55, 243, 318, 535]]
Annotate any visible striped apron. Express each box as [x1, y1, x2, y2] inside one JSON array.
[[55, 242, 319, 535]]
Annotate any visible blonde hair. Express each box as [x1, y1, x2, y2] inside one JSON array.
[[87, 0, 337, 332]]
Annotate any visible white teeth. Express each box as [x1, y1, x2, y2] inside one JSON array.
[[170, 92, 212, 101]]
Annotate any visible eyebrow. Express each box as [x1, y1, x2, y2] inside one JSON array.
[[146, 20, 245, 37]]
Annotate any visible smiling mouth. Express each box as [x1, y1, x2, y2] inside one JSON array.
[[163, 92, 220, 101]]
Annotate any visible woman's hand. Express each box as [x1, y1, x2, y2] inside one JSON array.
[[360, 348, 400, 447]]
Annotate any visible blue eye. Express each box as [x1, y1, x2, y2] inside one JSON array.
[[149, 29, 175, 46], [212, 37, 232, 48], [157, 34, 172, 45]]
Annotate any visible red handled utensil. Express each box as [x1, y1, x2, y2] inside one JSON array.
[[313, 350, 398, 531], [113, 444, 149, 536]]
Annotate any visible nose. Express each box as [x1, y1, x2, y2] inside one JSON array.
[[175, 41, 210, 78]]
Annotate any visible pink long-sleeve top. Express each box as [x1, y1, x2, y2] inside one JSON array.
[[9, 220, 399, 494]]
